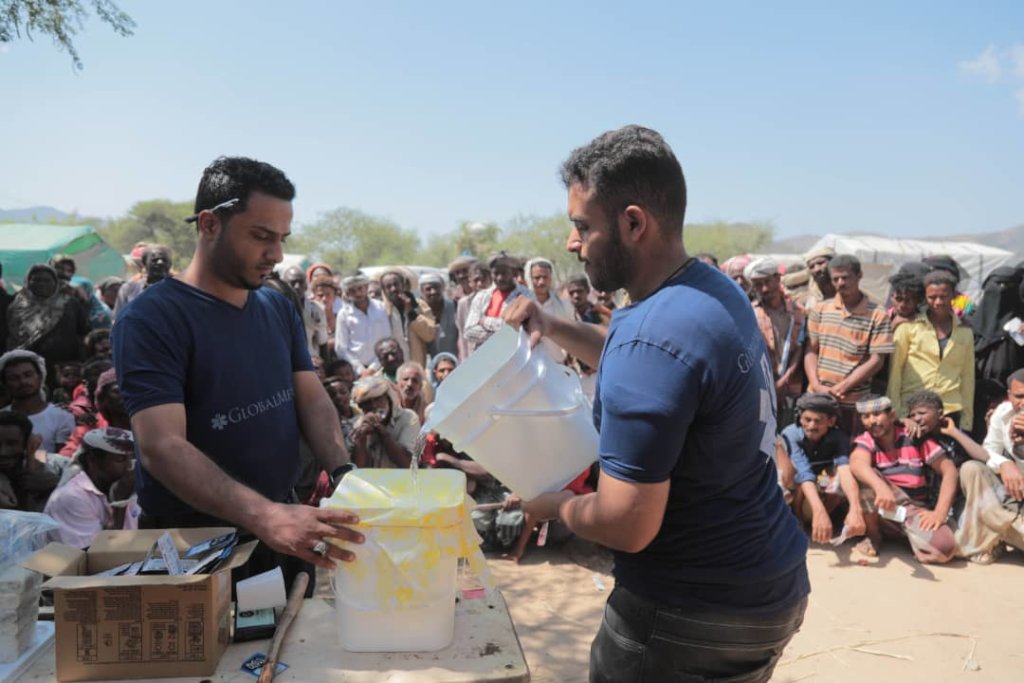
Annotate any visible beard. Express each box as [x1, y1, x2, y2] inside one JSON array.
[[211, 231, 266, 291], [587, 226, 633, 293]]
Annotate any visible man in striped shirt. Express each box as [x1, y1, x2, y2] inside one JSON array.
[[849, 396, 957, 564], [804, 254, 894, 435]]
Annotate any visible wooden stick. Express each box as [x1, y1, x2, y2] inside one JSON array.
[[257, 571, 310, 683]]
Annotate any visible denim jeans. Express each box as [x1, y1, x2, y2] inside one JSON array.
[[589, 585, 807, 682]]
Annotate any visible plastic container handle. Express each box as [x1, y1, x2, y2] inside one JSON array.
[[489, 402, 583, 418]]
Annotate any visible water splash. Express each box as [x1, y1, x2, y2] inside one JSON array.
[[411, 425, 430, 495]]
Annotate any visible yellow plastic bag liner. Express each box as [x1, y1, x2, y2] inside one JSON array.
[[320, 468, 491, 610]]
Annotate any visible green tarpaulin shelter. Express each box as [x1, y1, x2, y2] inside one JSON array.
[[0, 224, 127, 292]]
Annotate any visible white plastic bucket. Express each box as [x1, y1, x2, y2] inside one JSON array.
[[424, 325, 598, 500], [322, 469, 472, 652]]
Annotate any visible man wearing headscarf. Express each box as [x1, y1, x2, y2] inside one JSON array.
[[335, 274, 392, 376], [0, 349, 75, 453], [781, 266, 810, 310], [447, 255, 479, 304], [419, 271, 459, 359], [282, 265, 329, 364], [349, 376, 419, 468], [379, 267, 437, 368], [803, 246, 836, 311], [721, 255, 753, 298], [113, 245, 173, 319], [463, 253, 532, 353], [775, 393, 863, 545], [45, 427, 138, 547], [746, 258, 804, 428], [96, 277, 124, 310], [6, 264, 89, 376]]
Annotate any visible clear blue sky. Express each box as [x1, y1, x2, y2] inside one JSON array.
[[2, 1, 1022, 240]]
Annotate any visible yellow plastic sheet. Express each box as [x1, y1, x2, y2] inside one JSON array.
[[320, 469, 492, 609]]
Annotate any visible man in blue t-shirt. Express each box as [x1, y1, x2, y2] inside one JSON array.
[[113, 157, 363, 578], [503, 126, 809, 683]]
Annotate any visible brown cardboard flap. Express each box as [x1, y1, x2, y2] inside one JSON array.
[[43, 572, 211, 590], [22, 542, 86, 577], [222, 540, 258, 571]]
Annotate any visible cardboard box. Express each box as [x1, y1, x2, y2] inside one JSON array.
[[23, 527, 256, 682]]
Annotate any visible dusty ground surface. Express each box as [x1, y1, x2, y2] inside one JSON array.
[[318, 536, 1024, 682], [484, 537, 1024, 683]]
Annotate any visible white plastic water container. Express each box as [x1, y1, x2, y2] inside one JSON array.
[[322, 469, 472, 652], [423, 325, 599, 500]]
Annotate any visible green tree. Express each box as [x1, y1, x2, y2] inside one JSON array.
[[1, 0, 135, 70], [498, 213, 578, 282], [685, 221, 775, 261], [290, 207, 421, 273], [98, 199, 196, 266]]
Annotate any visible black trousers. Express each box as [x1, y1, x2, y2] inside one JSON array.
[[589, 585, 807, 683]]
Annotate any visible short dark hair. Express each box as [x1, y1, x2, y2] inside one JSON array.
[[85, 329, 111, 356], [905, 390, 943, 414], [565, 274, 591, 291], [142, 245, 171, 266], [829, 254, 861, 275], [324, 359, 353, 378], [82, 358, 113, 398], [470, 263, 491, 277], [375, 336, 400, 355], [888, 272, 924, 299], [560, 125, 687, 233], [193, 156, 296, 223], [2, 358, 41, 383], [923, 269, 957, 290], [0, 411, 33, 448], [694, 252, 719, 267], [1008, 368, 1024, 388]]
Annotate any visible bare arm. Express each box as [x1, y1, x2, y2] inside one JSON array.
[[940, 418, 989, 463], [834, 354, 885, 398], [931, 456, 958, 519], [526, 471, 670, 553], [803, 339, 822, 390], [293, 371, 348, 473], [131, 403, 362, 568], [849, 446, 896, 510]]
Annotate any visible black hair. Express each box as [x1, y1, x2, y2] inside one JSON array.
[[1008, 368, 1024, 388], [888, 272, 924, 299], [141, 245, 171, 266], [905, 390, 944, 414], [82, 357, 113, 399], [0, 411, 33, 448], [470, 263, 491, 277], [565, 274, 591, 291], [560, 125, 687, 233], [1, 357, 41, 383], [193, 156, 296, 223], [84, 329, 112, 357], [324, 358, 353, 377], [923, 269, 957, 290], [261, 273, 304, 318], [375, 336, 401, 355], [694, 252, 719, 267], [829, 254, 861, 276]]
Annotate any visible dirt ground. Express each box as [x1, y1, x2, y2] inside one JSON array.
[[483, 536, 1024, 683]]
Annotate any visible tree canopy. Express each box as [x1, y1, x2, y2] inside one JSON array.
[[1, 0, 135, 69], [97, 199, 195, 266]]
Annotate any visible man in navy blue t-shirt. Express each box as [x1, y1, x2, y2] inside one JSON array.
[[113, 157, 363, 575], [504, 126, 809, 683]]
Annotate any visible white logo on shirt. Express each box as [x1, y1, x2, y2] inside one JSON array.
[[208, 388, 295, 432]]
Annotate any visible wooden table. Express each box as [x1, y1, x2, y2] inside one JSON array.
[[18, 591, 530, 682]]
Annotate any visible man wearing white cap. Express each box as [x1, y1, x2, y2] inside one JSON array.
[[746, 258, 804, 429], [803, 246, 836, 311], [419, 272, 459, 359], [335, 274, 392, 376]]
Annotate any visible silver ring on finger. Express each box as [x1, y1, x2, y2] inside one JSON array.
[[312, 540, 328, 556]]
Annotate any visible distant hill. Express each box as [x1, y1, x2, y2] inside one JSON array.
[[0, 206, 73, 223]]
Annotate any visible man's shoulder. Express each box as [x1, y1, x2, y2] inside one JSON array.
[[991, 400, 1014, 422], [43, 403, 74, 421]]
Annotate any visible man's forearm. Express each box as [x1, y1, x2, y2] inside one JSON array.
[[948, 429, 990, 463], [143, 437, 273, 531], [799, 481, 826, 512], [842, 354, 884, 391], [837, 465, 862, 512], [299, 391, 349, 472], [804, 349, 821, 387], [934, 463, 958, 518], [546, 316, 607, 370]]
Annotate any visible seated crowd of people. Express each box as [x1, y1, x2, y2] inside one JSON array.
[[2, 243, 1023, 568]]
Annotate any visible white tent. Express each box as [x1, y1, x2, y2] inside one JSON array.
[[804, 234, 1014, 303]]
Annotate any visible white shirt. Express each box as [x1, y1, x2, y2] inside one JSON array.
[[5, 403, 75, 452], [334, 299, 392, 373], [983, 401, 1024, 473]]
